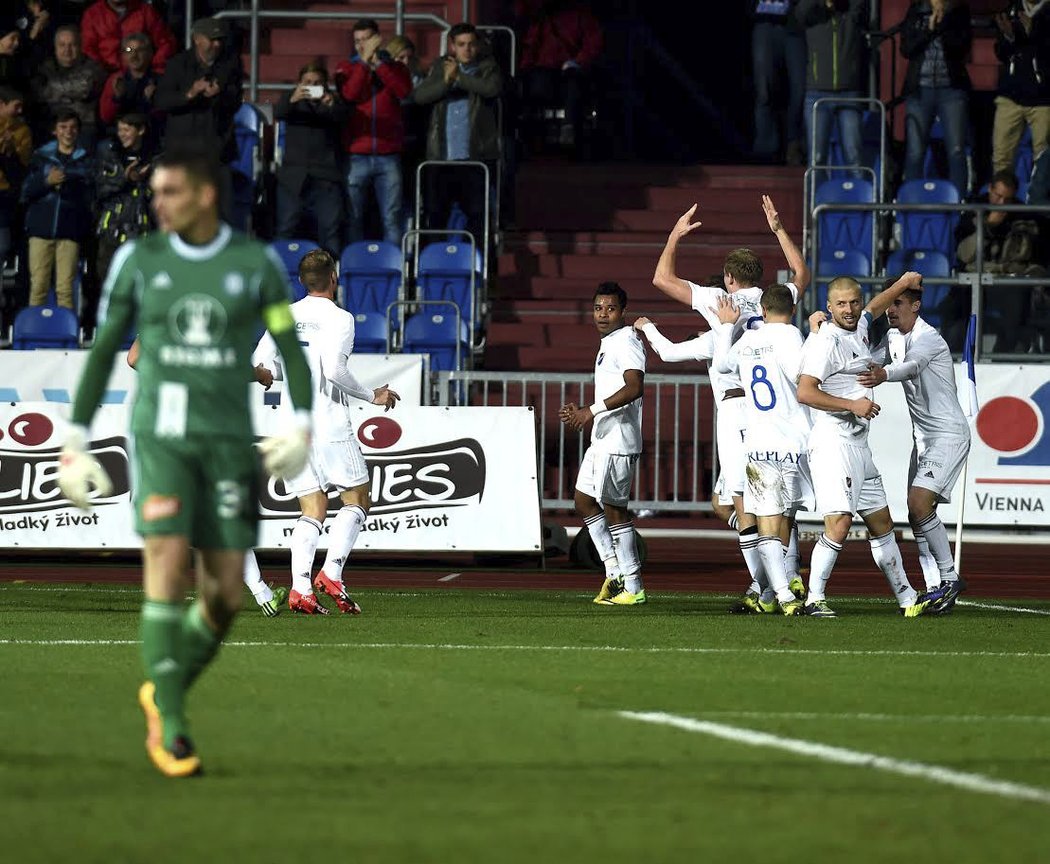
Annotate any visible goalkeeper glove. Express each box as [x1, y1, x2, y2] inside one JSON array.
[[57, 425, 113, 510], [259, 410, 311, 479]]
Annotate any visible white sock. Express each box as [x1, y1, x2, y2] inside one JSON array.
[[242, 549, 273, 605], [785, 522, 801, 581], [913, 533, 941, 590], [727, 511, 739, 531], [758, 536, 794, 603], [869, 530, 918, 607], [739, 529, 765, 593], [291, 516, 323, 594], [585, 513, 621, 579], [321, 505, 367, 584], [807, 534, 842, 602], [915, 511, 957, 583], [609, 521, 642, 594]]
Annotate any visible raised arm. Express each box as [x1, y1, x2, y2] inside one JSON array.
[[652, 205, 702, 307], [634, 317, 713, 363], [865, 270, 923, 319], [763, 194, 810, 296]]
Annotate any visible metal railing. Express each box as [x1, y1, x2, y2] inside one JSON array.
[[434, 370, 718, 512], [811, 201, 1050, 360]]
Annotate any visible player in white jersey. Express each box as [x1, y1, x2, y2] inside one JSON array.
[[652, 195, 809, 611], [254, 249, 399, 614], [858, 281, 970, 612], [560, 282, 648, 605], [797, 273, 946, 618], [712, 286, 812, 615]]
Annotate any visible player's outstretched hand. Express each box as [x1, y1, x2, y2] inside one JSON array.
[[857, 365, 888, 388], [259, 427, 310, 479], [671, 204, 702, 240], [372, 384, 400, 411], [714, 295, 737, 325], [808, 310, 827, 332], [58, 437, 113, 511], [850, 397, 881, 420], [254, 363, 274, 390], [633, 316, 652, 330], [762, 194, 782, 234]]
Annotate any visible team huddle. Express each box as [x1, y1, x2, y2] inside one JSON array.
[[564, 195, 968, 618]]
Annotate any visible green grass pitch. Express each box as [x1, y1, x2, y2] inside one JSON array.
[[3, 583, 1050, 863]]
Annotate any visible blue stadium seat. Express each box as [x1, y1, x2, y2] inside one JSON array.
[[814, 248, 871, 311], [232, 102, 266, 232], [339, 241, 403, 316], [403, 309, 470, 372], [885, 248, 953, 327], [416, 242, 483, 334], [12, 305, 80, 349], [352, 311, 389, 354], [814, 178, 874, 260], [895, 179, 960, 259], [268, 239, 319, 302]]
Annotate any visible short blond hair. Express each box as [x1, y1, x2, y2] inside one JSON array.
[[827, 276, 862, 301]]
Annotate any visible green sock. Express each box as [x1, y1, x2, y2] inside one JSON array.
[[140, 600, 188, 749], [181, 601, 223, 692]]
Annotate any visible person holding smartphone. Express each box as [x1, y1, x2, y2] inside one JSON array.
[[274, 61, 348, 258]]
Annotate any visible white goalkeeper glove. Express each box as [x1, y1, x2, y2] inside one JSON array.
[[57, 425, 113, 510], [259, 411, 311, 479]]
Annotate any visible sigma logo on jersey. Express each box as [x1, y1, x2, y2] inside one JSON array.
[[150, 271, 172, 290], [161, 294, 236, 369]]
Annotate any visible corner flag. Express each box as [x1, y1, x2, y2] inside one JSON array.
[[962, 313, 979, 417]]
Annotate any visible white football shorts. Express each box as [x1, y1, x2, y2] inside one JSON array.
[[715, 395, 747, 505], [284, 438, 369, 498], [744, 453, 811, 517], [909, 435, 970, 504], [808, 432, 887, 516], [575, 447, 639, 508]]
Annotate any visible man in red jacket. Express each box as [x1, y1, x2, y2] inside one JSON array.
[[334, 18, 412, 246], [80, 0, 176, 74]]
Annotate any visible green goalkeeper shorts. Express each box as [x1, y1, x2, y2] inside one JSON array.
[[131, 433, 260, 549]]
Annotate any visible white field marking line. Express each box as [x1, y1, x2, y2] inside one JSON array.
[[3, 639, 1050, 659], [957, 600, 1050, 616], [619, 711, 1050, 807], [695, 710, 1050, 725], [438, 573, 461, 582]]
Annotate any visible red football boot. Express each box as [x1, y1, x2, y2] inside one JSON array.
[[288, 589, 330, 615], [313, 572, 363, 615]]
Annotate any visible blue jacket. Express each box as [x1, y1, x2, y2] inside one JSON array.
[[21, 140, 95, 240]]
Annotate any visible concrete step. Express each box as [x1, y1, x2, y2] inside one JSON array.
[[502, 231, 785, 254], [497, 252, 725, 280]]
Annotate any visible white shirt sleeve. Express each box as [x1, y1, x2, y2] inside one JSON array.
[[712, 322, 739, 375], [885, 331, 937, 383], [324, 316, 374, 403], [252, 331, 280, 379], [799, 331, 837, 383], [688, 280, 724, 330], [620, 329, 647, 373], [785, 281, 800, 303], [641, 322, 712, 362]]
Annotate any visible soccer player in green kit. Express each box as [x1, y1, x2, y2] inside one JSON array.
[[57, 149, 313, 778]]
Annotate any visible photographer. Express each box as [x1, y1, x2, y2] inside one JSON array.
[[274, 62, 348, 257], [992, 0, 1050, 175]]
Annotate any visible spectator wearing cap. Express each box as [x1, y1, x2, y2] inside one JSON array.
[[31, 23, 105, 148], [154, 17, 243, 187], [81, 0, 175, 75], [98, 31, 158, 131], [0, 86, 32, 268]]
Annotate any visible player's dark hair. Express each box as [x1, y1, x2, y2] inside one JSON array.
[[761, 283, 794, 315], [353, 18, 379, 35], [153, 147, 222, 192], [449, 22, 477, 41], [595, 281, 627, 309], [885, 274, 922, 305], [723, 248, 762, 287], [827, 276, 862, 300], [299, 248, 336, 292]]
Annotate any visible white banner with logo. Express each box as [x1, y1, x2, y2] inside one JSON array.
[[0, 350, 425, 407], [799, 363, 1050, 528], [0, 403, 542, 552]]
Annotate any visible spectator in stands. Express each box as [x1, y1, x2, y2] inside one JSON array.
[[413, 22, 503, 252], [900, 0, 972, 197], [154, 16, 242, 208], [796, 0, 868, 177], [98, 32, 158, 131], [992, 0, 1050, 176], [95, 112, 153, 282], [749, 1, 806, 166], [23, 2, 54, 60], [31, 24, 105, 148], [274, 62, 348, 258], [387, 35, 427, 88], [80, 0, 174, 75], [0, 13, 31, 94], [387, 34, 428, 227], [0, 87, 32, 268], [21, 109, 93, 309], [517, 0, 602, 151], [335, 18, 412, 246], [953, 169, 1041, 352]]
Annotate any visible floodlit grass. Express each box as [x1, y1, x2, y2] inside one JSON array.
[[3, 583, 1050, 863]]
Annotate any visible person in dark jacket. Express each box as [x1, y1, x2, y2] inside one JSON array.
[[31, 23, 105, 148], [334, 18, 412, 246], [795, 0, 868, 177], [750, 1, 806, 165], [992, 0, 1050, 175], [98, 32, 160, 133], [274, 61, 348, 257], [21, 109, 93, 308], [900, 0, 972, 196], [413, 23, 503, 252], [0, 12, 32, 94], [0, 87, 32, 268], [154, 17, 242, 170]]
